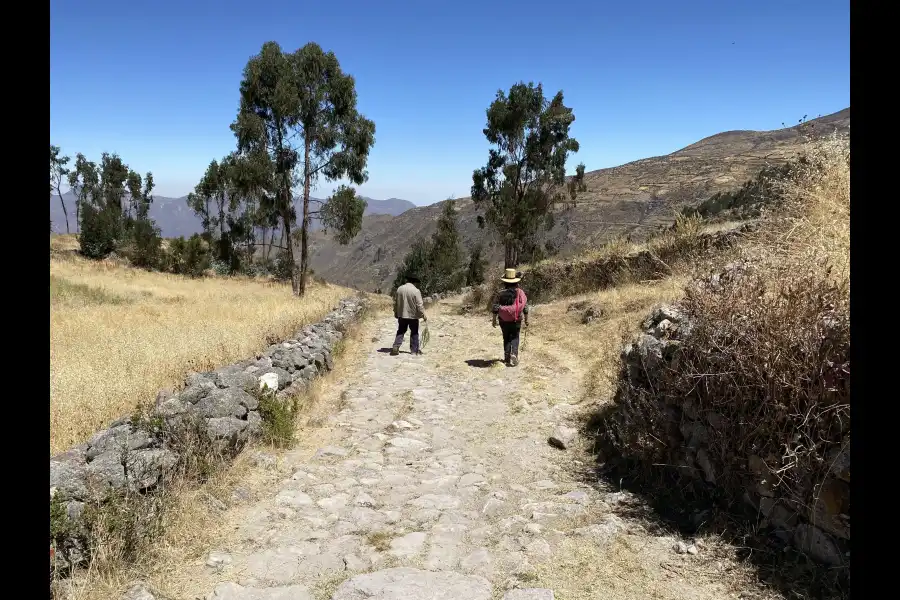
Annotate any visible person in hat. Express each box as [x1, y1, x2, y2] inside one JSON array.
[[391, 273, 427, 356], [491, 268, 529, 366]]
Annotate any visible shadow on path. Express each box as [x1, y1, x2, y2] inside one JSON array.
[[464, 358, 502, 368]]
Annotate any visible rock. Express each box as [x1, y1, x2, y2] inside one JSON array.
[[258, 372, 279, 393], [696, 449, 716, 484], [574, 515, 623, 547], [330, 567, 492, 600], [275, 489, 314, 508], [127, 448, 177, 489], [215, 370, 259, 393], [315, 446, 349, 459], [687, 544, 699, 555], [794, 524, 843, 566], [121, 582, 170, 600], [581, 305, 603, 324], [206, 551, 233, 569], [86, 425, 153, 460], [50, 455, 90, 500], [673, 541, 688, 554], [389, 532, 427, 558], [155, 397, 189, 418], [354, 492, 377, 507], [180, 382, 213, 404], [194, 388, 252, 419], [208, 582, 313, 600], [548, 426, 577, 450], [503, 590, 555, 600], [206, 417, 249, 444]]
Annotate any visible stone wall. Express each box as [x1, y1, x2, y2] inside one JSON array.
[[50, 296, 368, 540], [598, 264, 849, 567]]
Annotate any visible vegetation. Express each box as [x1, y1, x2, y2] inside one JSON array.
[[392, 199, 466, 295], [49, 251, 348, 454], [50, 145, 72, 233], [471, 81, 587, 268], [230, 41, 375, 296], [593, 137, 850, 597]]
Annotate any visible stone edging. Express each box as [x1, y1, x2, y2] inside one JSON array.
[[50, 296, 368, 539]]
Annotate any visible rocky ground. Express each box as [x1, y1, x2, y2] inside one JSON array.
[[116, 295, 784, 600]]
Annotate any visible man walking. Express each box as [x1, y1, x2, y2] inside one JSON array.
[[392, 274, 427, 356]]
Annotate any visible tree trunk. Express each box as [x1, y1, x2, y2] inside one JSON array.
[[298, 137, 312, 297], [504, 239, 518, 269], [56, 187, 70, 234], [75, 198, 80, 234], [283, 205, 299, 295]]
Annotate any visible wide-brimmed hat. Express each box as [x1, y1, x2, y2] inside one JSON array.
[[500, 268, 521, 283]]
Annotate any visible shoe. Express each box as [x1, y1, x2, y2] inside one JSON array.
[[509, 355, 518, 367], [390, 347, 399, 356]]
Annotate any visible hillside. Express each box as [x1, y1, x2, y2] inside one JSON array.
[[49, 192, 416, 239], [307, 109, 849, 291]]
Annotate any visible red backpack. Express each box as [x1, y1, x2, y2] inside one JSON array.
[[497, 288, 527, 323]]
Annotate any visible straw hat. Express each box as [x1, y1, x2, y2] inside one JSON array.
[[500, 268, 521, 283]]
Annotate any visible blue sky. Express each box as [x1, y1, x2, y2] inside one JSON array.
[[50, 0, 849, 203]]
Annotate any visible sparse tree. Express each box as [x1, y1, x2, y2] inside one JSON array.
[[466, 243, 487, 286], [50, 145, 71, 233], [231, 41, 375, 296], [471, 81, 586, 268], [319, 185, 367, 245], [428, 199, 465, 291], [292, 42, 376, 295]]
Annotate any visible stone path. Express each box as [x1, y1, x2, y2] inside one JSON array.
[[178, 298, 769, 600]]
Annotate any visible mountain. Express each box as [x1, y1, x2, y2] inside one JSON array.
[[306, 108, 850, 292], [49, 192, 416, 238]]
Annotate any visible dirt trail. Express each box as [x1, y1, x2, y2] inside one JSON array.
[[154, 296, 778, 600]]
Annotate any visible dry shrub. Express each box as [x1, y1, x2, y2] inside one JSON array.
[[595, 135, 850, 595], [647, 212, 705, 263]]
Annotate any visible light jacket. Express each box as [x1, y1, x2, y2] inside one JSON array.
[[394, 283, 425, 319]]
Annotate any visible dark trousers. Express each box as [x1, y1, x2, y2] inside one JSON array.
[[393, 318, 420, 353], [499, 321, 521, 359]]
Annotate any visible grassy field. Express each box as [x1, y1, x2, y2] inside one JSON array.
[[49, 245, 350, 455]]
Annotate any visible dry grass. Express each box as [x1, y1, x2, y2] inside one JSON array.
[[50, 253, 349, 454], [57, 297, 382, 600], [592, 136, 850, 597], [534, 277, 688, 404]]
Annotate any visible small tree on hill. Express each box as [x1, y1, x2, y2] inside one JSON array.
[[466, 243, 487, 286], [428, 199, 465, 291], [391, 199, 466, 295], [471, 81, 586, 268], [50, 145, 71, 233], [319, 185, 367, 245]]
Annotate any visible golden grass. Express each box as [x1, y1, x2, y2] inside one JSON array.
[[49, 253, 350, 454], [754, 134, 850, 285], [58, 296, 382, 600], [534, 277, 688, 404]]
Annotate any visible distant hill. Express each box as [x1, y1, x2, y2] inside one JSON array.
[[49, 192, 416, 238], [306, 108, 850, 292]]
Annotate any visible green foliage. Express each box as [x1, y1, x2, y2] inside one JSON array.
[[67, 151, 161, 262], [684, 157, 813, 220], [78, 202, 120, 259], [471, 81, 586, 268], [392, 237, 433, 294], [320, 185, 367, 245], [167, 234, 211, 277], [123, 217, 164, 269], [257, 388, 299, 447], [392, 199, 466, 295], [231, 41, 376, 296], [466, 243, 488, 286]]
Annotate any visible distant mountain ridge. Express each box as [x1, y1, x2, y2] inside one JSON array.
[[306, 108, 850, 292], [49, 193, 416, 238]]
